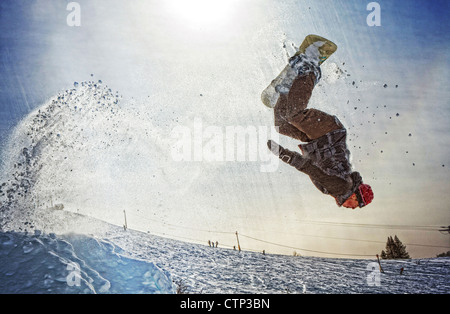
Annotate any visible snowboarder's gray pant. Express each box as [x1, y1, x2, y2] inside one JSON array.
[[274, 72, 344, 142]]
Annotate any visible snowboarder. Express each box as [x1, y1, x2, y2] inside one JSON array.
[[265, 35, 373, 209]]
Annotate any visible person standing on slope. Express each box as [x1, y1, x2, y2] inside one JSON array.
[[264, 35, 374, 209]]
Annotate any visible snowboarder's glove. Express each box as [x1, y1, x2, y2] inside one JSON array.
[[267, 140, 295, 164]]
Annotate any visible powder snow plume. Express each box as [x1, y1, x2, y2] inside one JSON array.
[[0, 79, 177, 233]]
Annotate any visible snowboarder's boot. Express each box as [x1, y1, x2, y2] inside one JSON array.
[[261, 34, 337, 108]]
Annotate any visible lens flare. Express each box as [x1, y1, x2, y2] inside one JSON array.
[[164, 0, 237, 29]]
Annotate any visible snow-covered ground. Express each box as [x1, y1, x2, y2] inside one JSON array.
[[1, 210, 448, 294], [110, 227, 450, 294]]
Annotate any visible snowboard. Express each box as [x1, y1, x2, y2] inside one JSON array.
[[261, 34, 338, 108]]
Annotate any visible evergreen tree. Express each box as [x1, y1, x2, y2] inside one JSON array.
[[436, 251, 450, 257], [384, 236, 395, 259], [394, 235, 410, 259], [381, 235, 410, 259]]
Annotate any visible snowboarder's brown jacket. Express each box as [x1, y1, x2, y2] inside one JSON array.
[[271, 128, 363, 206]]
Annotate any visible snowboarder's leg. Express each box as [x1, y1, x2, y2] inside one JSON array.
[[274, 102, 310, 142], [285, 71, 317, 116], [288, 108, 344, 140], [274, 72, 317, 142]]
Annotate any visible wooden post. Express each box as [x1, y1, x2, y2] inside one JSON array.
[[123, 210, 128, 230], [235, 231, 241, 251], [376, 254, 384, 273]]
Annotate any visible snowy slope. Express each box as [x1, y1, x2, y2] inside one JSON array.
[[106, 226, 450, 294], [1, 210, 448, 294]]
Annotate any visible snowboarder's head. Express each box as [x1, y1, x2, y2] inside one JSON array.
[[342, 184, 374, 209]]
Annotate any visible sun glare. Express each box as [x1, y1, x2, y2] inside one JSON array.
[[165, 0, 237, 29]]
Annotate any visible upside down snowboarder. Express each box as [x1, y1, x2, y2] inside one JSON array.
[[264, 35, 374, 209]]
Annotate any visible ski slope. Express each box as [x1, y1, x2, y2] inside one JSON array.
[[1, 212, 449, 294], [110, 226, 450, 294]]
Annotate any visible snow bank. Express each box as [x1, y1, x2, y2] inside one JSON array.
[[0, 230, 175, 294]]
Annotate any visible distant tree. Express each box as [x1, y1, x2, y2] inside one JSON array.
[[393, 235, 410, 259], [436, 251, 450, 258], [385, 236, 396, 259], [381, 235, 410, 259]]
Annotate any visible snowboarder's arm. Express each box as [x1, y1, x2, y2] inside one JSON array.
[[267, 140, 324, 178], [267, 140, 351, 199], [267, 140, 301, 165]]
